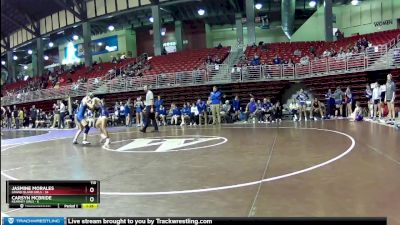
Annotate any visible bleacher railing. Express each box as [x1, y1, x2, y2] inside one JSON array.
[[2, 47, 400, 106]]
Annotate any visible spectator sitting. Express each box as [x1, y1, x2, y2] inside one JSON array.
[[272, 55, 282, 65], [294, 49, 301, 56], [161, 47, 167, 55], [170, 103, 181, 125], [217, 43, 223, 49], [158, 105, 167, 126], [322, 49, 331, 57], [300, 56, 309, 65], [245, 97, 258, 123], [251, 55, 261, 66], [180, 103, 191, 126], [205, 55, 213, 64], [287, 58, 294, 66], [220, 100, 232, 123], [345, 49, 353, 58]]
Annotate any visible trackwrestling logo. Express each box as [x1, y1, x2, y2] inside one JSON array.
[[109, 136, 227, 152]]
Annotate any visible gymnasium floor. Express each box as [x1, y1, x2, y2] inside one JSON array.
[[1, 120, 399, 224]]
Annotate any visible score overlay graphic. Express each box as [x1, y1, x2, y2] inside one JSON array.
[[6, 180, 100, 208]]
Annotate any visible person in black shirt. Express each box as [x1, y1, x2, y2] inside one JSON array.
[[30, 105, 37, 128], [13, 105, 19, 129], [6, 106, 12, 129]]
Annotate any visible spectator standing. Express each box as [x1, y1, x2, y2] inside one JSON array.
[[13, 106, 19, 129], [345, 87, 353, 117], [51, 102, 61, 128], [365, 84, 373, 118], [210, 86, 222, 125], [30, 105, 37, 128], [18, 108, 24, 128], [385, 74, 396, 123], [6, 106, 12, 129], [125, 100, 132, 127], [372, 82, 381, 119], [333, 87, 344, 118]]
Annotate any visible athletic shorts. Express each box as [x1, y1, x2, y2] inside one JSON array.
[[335, 100, 342, 105], [299, 102, 306, 106], [76, 114, 85, 123], [373, 99, 380, 105], [380, 92, 386, 102]]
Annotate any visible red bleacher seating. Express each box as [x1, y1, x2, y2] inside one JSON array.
[[144, 47, 231, 75], [245, 29, 400, 64]]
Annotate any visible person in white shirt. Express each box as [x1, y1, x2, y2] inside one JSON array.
[[300, 56, 309, 65], [289, 100, 299, 121], [59, 100, 66, 129], [140, 85, 158, 133], [190, 103, 199, 126], [372, 82, 381, 119], [385, 74, 396, 122]]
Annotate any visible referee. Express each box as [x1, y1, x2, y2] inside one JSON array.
[[140, 85, 159, 133]]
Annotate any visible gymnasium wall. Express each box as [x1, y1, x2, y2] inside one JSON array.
[[210, 24, 290, 47], [291, 0, 400, 42], [334, 0, 399, 36], [58, 29, 137, 64]]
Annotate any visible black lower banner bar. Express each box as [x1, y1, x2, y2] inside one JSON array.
[[65, 217, 386, 225]]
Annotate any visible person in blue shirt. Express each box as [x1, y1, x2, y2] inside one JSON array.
[[196, 99, 207, 125], [158, 105, 167, 126], [259, 98, 273, 123], [345, 86, 353, 118], [245, 97, 258, 123], [155, 95, 163, 119], [232, 95, 240, 122], [250, 55, 261, 66], [272, 55, 282, 65], [210, 86, 222, 125], [72, 93, 96, 145], [325, 89, 335, 119], [124, 99, 131, 127], [135, 96, 143, 127], [170, 103, 181, 125], [180, 103, 191, 126]]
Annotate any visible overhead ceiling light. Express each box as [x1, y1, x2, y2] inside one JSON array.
[[161, 31, 166, 36], [351, 0, 359, 5], [149, 17, 154, 23], [48, 42, 54, 47], [27, 49, 33, 55], [98, 42, 103, 46], [44, 55, 49, 61], [309, 0, 317, 8], [23, 65, 28, 70], [108, 25, 115, 31], [1, 61, 5, 65], [198, 9, 205, 16], [255, 3, 262, 10], [72, 35, 79, 41], [13, 55, 18, 60]]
